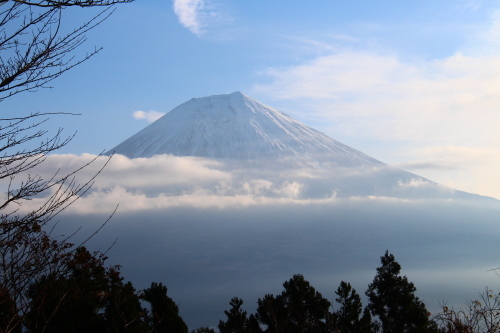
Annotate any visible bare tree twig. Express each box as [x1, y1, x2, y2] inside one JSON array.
[[0, 0, 135, 331]]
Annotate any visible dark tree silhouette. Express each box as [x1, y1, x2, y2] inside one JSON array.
[[191, 327, 216, 333], [25, 247, 146, 333], [219, 297, 248, 333], [333, 281, 371, 333], [366, 250, 437, 333], [143, 282, 188, 333], [22, 247, 191, 333], [218, 297, 261, 333], [256, 274, 331, 333]]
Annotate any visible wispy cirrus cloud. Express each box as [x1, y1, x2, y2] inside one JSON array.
[[408, 146, 500, 197], [132, 110, 165, 123], [171, 0, 234, 38], [172, 0, 228, 37], [463, 10, 500, 57], [394, 162, 456, 171], [253, 52, 500, 143], [172, 0, 206, 35]]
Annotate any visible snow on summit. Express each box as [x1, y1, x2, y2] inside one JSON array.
[[107, 92, 381, 168]]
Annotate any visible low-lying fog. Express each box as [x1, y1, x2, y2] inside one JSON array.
[[64, 201, 500, 329]]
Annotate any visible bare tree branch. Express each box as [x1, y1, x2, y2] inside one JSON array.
[[0, 0, 135, 330], [2, 1, 134, 8], [0, 2, 120, 101]]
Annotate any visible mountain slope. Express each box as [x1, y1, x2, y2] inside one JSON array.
[[107, 92, 382, 168]]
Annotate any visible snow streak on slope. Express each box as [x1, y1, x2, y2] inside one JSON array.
[[107, 92, 382, 168]]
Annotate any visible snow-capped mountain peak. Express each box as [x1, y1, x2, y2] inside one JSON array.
[[107, 92, 382, 168]]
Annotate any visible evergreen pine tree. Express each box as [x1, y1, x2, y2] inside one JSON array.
[[191, 327, 216, 333], [25, 247, 145, 333], [218, 297, 252, 333], [143, 282, 188, 333], [256, 274, 330, 332], [366, 250, 436, 333], [334, 281, 371, 332], [256, 293, 287, 333]]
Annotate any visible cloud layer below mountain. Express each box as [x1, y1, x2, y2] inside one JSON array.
[[6, 153, 491, 216]]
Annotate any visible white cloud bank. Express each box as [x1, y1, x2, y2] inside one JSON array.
[[3, 153, 489, 216], [32, 153, 230, 190]]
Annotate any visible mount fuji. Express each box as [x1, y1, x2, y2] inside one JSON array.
[[107, 91, 380, 166], [106, 92, 491, 200]]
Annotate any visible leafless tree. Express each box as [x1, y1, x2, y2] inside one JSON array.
[[434, 288, 500, 333], [0, 0, 133, 101], [1, 1, 133, 7], [0, 1, 133, 331]]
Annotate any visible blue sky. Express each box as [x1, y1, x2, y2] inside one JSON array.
[[3, 0, 500, 198]]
